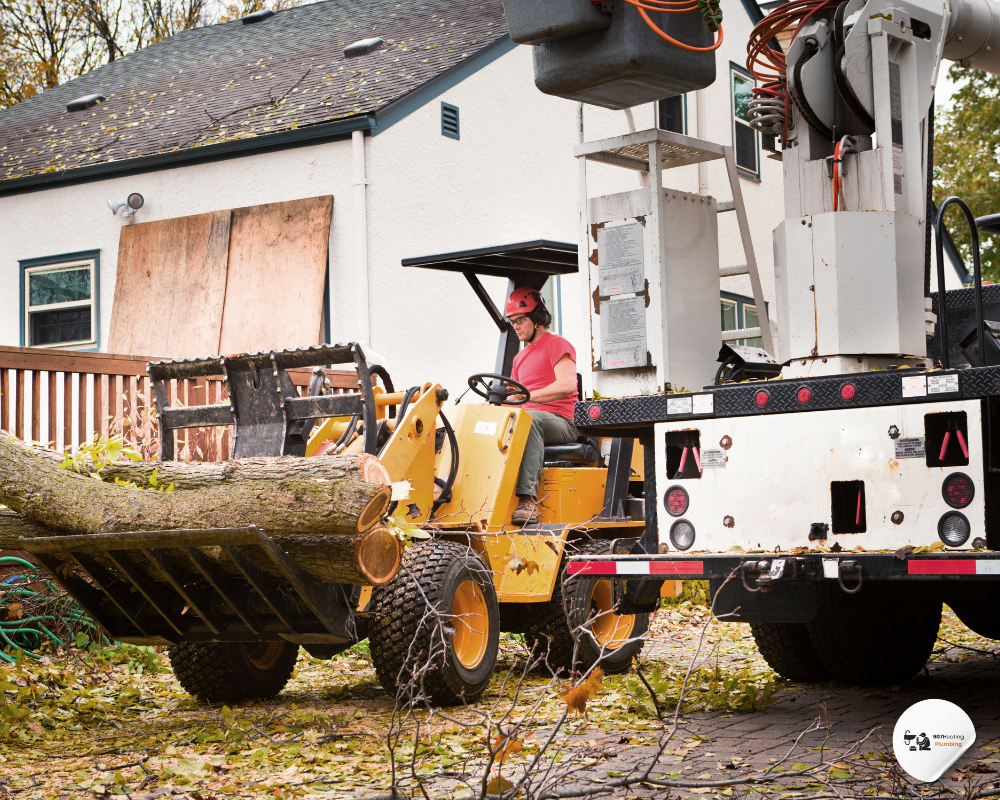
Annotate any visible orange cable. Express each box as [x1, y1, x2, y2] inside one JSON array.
[[637, 5, 724, 51]]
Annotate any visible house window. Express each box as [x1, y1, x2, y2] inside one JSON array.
[[540, 276, 563, 335], [441, 102, 459, 140], [721, 292, 764, 348], [730, 65, 759, 178], [657, 95, 686, 134], [20, 252, 99, 349]]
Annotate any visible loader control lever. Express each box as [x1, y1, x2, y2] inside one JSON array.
[[467, 373, 530, 406]]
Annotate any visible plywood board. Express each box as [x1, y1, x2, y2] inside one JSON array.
[[219, 196, 333, 353], [108, 210, 231, 357]]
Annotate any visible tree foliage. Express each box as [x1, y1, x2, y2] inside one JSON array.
[[934, 64, 1000, 282], [0, 0, 298, 109]]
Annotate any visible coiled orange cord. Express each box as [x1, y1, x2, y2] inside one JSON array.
[[746, 0, 840, 146], [590, 0, 724, 52]]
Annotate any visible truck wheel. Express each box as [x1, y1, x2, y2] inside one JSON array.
[[527, 540, 648, 676], [749, 622, 831, 682], [369, 540, 499, 706], [167, 641, 298, 703], [806, 583, 941, 685]]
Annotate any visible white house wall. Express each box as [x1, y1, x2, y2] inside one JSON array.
[[0, 0, 786, 404]]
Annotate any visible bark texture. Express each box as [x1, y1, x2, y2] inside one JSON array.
[[0, 432, 399, 585], [0, 431, 387, 536]]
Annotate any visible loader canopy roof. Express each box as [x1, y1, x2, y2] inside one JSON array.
[[402, 240, 578, 376]]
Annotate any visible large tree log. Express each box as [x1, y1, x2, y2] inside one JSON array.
[[0, 432, 398, 585], [0, 510, 402, 586]]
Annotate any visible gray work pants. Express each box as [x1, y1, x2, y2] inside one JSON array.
[[515, 410, 579, 498]]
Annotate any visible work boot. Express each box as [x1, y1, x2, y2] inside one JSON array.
[[511, 496, 539, 526]]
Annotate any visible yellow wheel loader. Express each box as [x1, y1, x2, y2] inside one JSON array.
[[23, 243, 660, 706]]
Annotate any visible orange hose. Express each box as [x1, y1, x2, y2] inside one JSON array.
[[637, 5, 724, 51], [589, 0, 724, 52], [832, 141, 842, 211]]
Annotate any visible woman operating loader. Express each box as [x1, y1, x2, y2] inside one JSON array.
[[504, 287, 580, 525]]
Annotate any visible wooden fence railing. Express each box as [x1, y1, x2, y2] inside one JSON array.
[[0, 346, 361, 460]]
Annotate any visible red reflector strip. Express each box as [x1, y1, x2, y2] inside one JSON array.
[[565, 560, 706, 577], [908, 560, 976, 575], [651, 561, 705, 575]]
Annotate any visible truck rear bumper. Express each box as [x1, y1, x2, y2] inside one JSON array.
[[567, 551, 1000, 581]]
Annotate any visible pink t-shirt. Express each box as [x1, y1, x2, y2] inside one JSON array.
[[511, 332, 578, 420]]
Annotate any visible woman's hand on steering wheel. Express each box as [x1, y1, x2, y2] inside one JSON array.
[[467, 373, 530, 406]]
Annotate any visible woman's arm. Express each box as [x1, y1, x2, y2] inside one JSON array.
[[520, 354, 577, 403]]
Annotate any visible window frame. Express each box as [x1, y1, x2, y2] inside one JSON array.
[[729, 62, 760, 180], [540, 275, 563, 335], [655, 94, 687, 135], [721, 290, 766, 348], [19, 250, 100, 350]]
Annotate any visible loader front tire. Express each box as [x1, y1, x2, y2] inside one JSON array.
[[806, 582, 941, 685], [168, 641, 298, 703], [749, 622, 831, 683], [369, 540, 499, 706], [527, 540, 648, 676]]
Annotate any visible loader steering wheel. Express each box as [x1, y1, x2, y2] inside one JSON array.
[[467, 373, 530, 406]]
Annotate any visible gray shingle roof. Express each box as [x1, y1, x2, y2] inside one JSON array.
[[0, 0, 507, 185]]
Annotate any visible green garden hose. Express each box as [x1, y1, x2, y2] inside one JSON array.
[[0, 556, 106, 663]]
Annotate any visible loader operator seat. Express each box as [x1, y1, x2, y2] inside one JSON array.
[[542, 437, 600, 465]]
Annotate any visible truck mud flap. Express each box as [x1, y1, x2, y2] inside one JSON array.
[[20, 526, 362, 647]]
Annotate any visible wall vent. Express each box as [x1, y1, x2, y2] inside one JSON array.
[[66, 94, 105, 112], [441, 102, 459, 140]]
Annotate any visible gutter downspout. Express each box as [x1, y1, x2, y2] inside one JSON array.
[[353, 129, 371, 348], [696, 90, 709, 195]]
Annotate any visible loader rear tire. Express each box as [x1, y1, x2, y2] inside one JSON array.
[[167, 641, 298, 703], [806, 582, 941, 685], [527, 540, 648, 676], [749, 622, 831, 682], [369, 540, 499, 706]]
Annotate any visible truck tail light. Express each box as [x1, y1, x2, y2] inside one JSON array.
[[755, 390, 769, 408], [664, 486, 689, 517], [669, 519, 696, 550], [938, 512, 971, 547], [841, 383, 856, 401], [943, 473, 974, 508], [797, 387, 812, 404]]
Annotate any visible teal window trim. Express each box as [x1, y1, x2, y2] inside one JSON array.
[[721, 290, 767, 347], [729, 61, 761, 181], [19, 249, 101, 350]]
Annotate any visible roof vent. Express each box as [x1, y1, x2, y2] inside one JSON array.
[[66, 93, 105, 112], [241, 9, 274, 24], [344, 37, 385, 58]]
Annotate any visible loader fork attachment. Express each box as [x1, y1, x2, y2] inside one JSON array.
[[147, 343, 379, 459]]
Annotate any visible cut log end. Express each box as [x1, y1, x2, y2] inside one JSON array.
[[356, 485, 392, 533], [354, 526, 403, 586], [358, 454, 391, 486]]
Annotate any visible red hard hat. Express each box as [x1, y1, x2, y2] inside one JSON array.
[[505, 287, 544, 317]]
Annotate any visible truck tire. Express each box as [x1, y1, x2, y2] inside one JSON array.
[[167, 641, 298, 703], [527, 540, 648, 676], [749, 622, 831, 682], [806, 582, 941, 685], [369, 540, 499, 706]]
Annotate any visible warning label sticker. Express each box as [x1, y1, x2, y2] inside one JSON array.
[[901, 375, 927, 398], [692, 394, 714, 415], [701, 448, 727, 469], [667, 396, 693, 415], [895, 437, 926, 459], [474, 421, 497, 436], [928, 374, 960, 395]]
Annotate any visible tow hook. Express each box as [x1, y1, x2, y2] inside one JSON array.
[[741, 558, 787, 593], [837, 559, 863, 594]]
